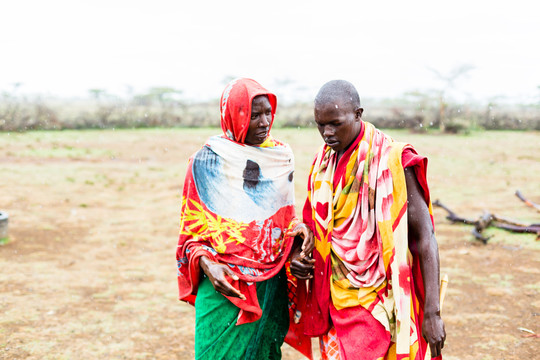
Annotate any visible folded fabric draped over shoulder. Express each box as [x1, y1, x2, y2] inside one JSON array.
[[303, 121, 436, 360], [177, 135, 298, 320]]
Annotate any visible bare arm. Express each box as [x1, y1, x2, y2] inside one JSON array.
[[405, 167, 446, 357]]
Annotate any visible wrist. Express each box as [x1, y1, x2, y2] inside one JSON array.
[[199, 255, 212, 273]]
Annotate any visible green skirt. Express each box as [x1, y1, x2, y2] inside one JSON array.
[[194, 270, 289, 360]]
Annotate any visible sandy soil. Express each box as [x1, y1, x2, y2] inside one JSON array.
[[1, 128, 539, 359]]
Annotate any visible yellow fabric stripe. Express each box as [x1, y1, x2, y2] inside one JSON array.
[[314, 221, 332, 260], [388, 143, 408, 219]]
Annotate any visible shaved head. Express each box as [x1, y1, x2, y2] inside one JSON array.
[[313, 80, 364, 153], [314, 80, 361, 110]]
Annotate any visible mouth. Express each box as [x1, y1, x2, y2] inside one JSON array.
[[324, 139, 339, 147], [255, 130, 269, 138]]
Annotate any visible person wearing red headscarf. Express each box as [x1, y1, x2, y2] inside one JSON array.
[[176, 78, 315, 359]]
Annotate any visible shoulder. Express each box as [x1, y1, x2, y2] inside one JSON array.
[[260, 136, 295, 159]]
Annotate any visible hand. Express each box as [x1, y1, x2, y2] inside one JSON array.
[[422, 312, 446, 357], [289, 246, 315, 280], [199, 256, 246, 300], [286, 222, 314, 258]]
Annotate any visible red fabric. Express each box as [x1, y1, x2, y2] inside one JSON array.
[[177, 164, 296, 323], [402, 146, 431, 209], [303, 245, 333, 336], [284, 278, 313, 359], [177, 163, 312, 356], [220, 78, 277, 144], [329, 302, 391, 360], [302, 131, 437, 359]]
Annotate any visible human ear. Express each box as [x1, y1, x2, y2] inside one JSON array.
[[355, 108, 364, 120]]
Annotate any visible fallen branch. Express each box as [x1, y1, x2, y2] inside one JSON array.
[[432, 199, 476, 225], [491, 214, 540, 234], [471, 228, 492, 244], [491, 222, 540, 235], [515, 190, 540, 213], [433, 200, 540, 243], [491, 214, 538, 227]]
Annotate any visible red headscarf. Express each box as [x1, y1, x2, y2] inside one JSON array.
[[220, 78, 277, 144]]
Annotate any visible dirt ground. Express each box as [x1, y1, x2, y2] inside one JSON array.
[[1, 128, 539, 359]]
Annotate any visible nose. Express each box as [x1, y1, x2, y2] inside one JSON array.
[[260, 114, 270, 127], [323, 125, 334, 138]]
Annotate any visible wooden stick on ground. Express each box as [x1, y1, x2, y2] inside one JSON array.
[[432, 199, 476, 225], [433, 200, 492, 243], [424, 274, 449, 360], [515, 190, 540, 213], [433, 200, 540, 243]]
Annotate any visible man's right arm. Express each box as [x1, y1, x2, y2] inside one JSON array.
[[405, 167, 446, 357]]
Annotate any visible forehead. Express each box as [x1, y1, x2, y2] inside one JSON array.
[[252, 95, 271, 108], [315, 99, 355, 118]]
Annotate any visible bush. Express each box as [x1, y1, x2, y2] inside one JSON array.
[[1, 94, 538, 132]]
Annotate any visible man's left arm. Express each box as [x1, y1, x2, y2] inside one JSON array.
[[405, 167, 446, 358]]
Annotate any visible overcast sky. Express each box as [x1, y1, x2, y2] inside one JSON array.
[[2, 0, 539, 103]]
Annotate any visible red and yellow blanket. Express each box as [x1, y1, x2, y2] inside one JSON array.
[[303, 121, 436, 360]]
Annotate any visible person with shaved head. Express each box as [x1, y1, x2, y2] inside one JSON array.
[[302, 80, 446, 360]]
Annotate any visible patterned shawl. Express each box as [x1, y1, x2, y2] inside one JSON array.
[[303, 121, 434, 359], [176, 78, 312, 359]]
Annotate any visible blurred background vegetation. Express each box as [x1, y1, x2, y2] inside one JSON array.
[[1, 80, 539, 133]]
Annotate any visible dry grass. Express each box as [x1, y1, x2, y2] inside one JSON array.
[[0, 128, 539, 359]]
